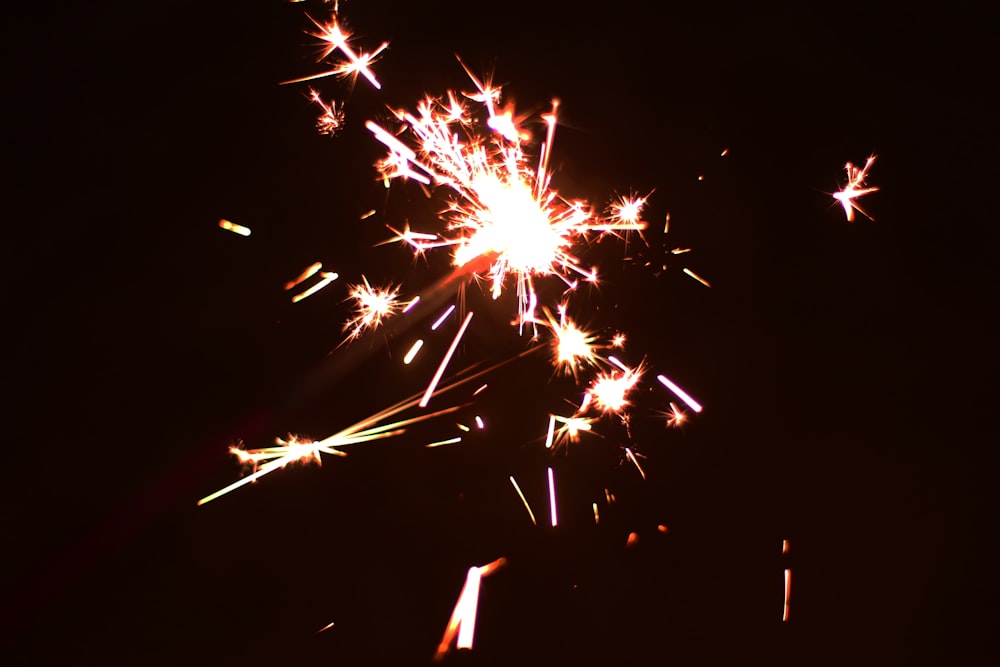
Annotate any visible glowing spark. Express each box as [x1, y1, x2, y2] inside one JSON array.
[[663, 401, 687, 427], [473, 384, 488, 396], [656, 374, 703, 413], [431, 304, 456, 330], [605, 488, 615, 504], [344, 276, 400, 339], [551, 414, 594, 449], [457, 423, 470, 432], [543, 306, 600, 377], [592, 502, 599, 524], [544, 414, 556, 449], [657, 524, 669, 533], [285, 262, 323, 290], [316, 621, 336, 633], [671, 248, 691, 254], [308, 88, 345, 136], [420, 311, 474, 407], [783, 568, 792, 621], [611, 333, 626, 348], [365, 69, 646, 322], [587, 362, 643, 414], [624, 447, 646, 480], [218, 219, 251, 237], [833, 154, 879, 222], [509, 476, 537, 525], [626, 532, 640, 548], [782, 539, 790, 554], [426, 437, 462, 448], [663, 212, 670, 234], [403, 339, 424, 364], [547, 467, 558, 527], [434, 558, 507, 662], [291, 272, 339, 303], [403, 295, 421, 313], [474, 415, 485, 430], [721, 147, 729, 156], [683, 267, 711, 287], [360, 209, 376, 220], [283, 16, 388, 90], [607, 192, 651, 229]]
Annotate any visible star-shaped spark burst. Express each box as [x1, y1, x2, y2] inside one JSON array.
[[833, 154, 879, 222], [344, 275, 401, 340], [282, 15, 389, 90], [308, 88, 345, 135]]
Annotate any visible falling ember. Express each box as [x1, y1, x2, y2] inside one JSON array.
[[592, 502, 600, 524], [360, 209, 376, 220], [657, 373, 703, 413], [509, 476, 537, 525], [285, 262, 324, 291], [833, 154, 879, 222], [782, 539, 790, 554], [626, 532, 640, 548], [547, 467, 558, 527], [683, 267, 711, 288], [218, 219, 251, 237], [291, 272, 339, 303], [657, 524, 669, 534], [403, 339, 424, 365], [316, 621, 336, 633], [434, 557, 507, 662], [624, 447, 647, 480], [720, 147, 729, 157]]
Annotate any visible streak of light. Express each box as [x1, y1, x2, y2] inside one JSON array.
[[663, 402, 687, 427], [607, 355, 629, 372], [419, 311, 474, 407], [782, 539, 790, 554], [283, 16, 388, 90], [509, 476, 537, 525], [434, 558, 507, 662], [291, 272, 339, 303], [663, 212, 670, 234], [624, 447, 646, 480], [657, 524, 669, 533], [457, 424, 470, 432], [783, 568, 792, 621], [721, 147, 729, 156], [547, 467, 558, 527], [605, 489, 615, 504], [544, 414, 556, 449], [403, 295, 421, 313], [626, 532, 640, 548], [592, 502, 599, 524], [403, 339, 424, 364], [656, 374, 703, 413], [218, 219, 251, 237], [360, 209, 376, 219], [431, 304, 456, 330], [426, 437, 462, 448], [316, 621, 336, 633], [671, 247, 691, 254], [284, 262, 323, 290], [474, 416, 484, 430], [833, 154, 878, 222], [473, 384, 488, 396], [683, 267, 711, 287]]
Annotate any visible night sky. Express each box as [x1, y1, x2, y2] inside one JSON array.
[[2, 2, 994, 665]]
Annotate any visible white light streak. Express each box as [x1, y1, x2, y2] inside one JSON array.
[[656, 374, 703, 413]]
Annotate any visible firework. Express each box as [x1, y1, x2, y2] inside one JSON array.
[[833, 154, 879, 221]]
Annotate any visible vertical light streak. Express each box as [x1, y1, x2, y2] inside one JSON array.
[[403, 339, 424, 364], [592, 502, 599, 524], [783, 568, 792, 622], [544, 414, 556, 449], [782, 539, 790, 554], [420, 311, 474, 407], [508, 476, 537, 525], [474, 416, 485, 430], [656, 374, 703, 413], [547, 466, 558, 527], [624, 447, 646, 480], [434, 558, 506, 662], [431, 304, 456, 330]]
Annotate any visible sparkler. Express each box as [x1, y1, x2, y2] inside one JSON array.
[[833, 154, 879, 222]]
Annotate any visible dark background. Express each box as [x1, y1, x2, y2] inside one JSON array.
[[2, 2, 994, 665]]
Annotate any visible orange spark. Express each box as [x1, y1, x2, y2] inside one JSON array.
[[434, 558, 507, 662], [218, 219, 251, 237], [833, 154, 879, 222], [344, 275, 400, 340]]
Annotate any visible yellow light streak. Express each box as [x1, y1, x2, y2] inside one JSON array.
[[683, 267, 711, 288], [403, 339, 424, 364], [419, 311, 474, 407], [291, 271, 338, 303], [218, 219, 251, 237], [509, 476, 536, 525], [434, 558, 507, 662]]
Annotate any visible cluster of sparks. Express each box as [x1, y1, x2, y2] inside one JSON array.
[[206, 5, 879, 659]]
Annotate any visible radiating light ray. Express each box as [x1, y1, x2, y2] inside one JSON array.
[[403, 339, 424, 364], [434, 558, 507, 662], [283, 15, 388, 90], [833, 154, 878, 222], [587, 360, 643, 414], [431, 304, 456, 330], [547, 466, 558, 527], [291, 272, 339, 303], [683, 267, 711, 288], [308, 88, 345, 135], [542, 306, 600, 377], [551, 414, 594, 449], [661, 401, 687, 427], [420, 311, 474, 407], [218, 219, 251, 237], [624, 447, 646, 480], [656, 374, 703, 413], [509, 476, 537, 525]]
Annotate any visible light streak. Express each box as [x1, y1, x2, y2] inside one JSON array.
[[587, 361, 643, 414], [316, 621, 336, 633], [683, 267, 711, 288], [509, 476, 536, 525], [544, 414, 556, 449], [662, 401, 687, 427], [592, 502, 599, 524], [308, 88, 344, 136], [431, 304, 456, 330], [419, 311, 474, 407], [783, 568, 792, 621], [285, 262, 324, 290], [547, 466, 558, 527], [403, 339, 424, 364], [457, 423, 471, 432], [426, 437, 462, 448], [656, 373, 703, 413], [474, 415, 484, 430], [291, 272, 339, 303], [624, 447, 646, 480], [282, 16, 388, 90], [626, 532, 640, 548], [402, 295, 421, 313], [782, 539, 790, 554], [218, 219, 251, 237], [434, 558, 507, 662], [833, 154, 879, 222]]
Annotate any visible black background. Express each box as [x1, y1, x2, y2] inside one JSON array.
[[2, 2, 994, 665]]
